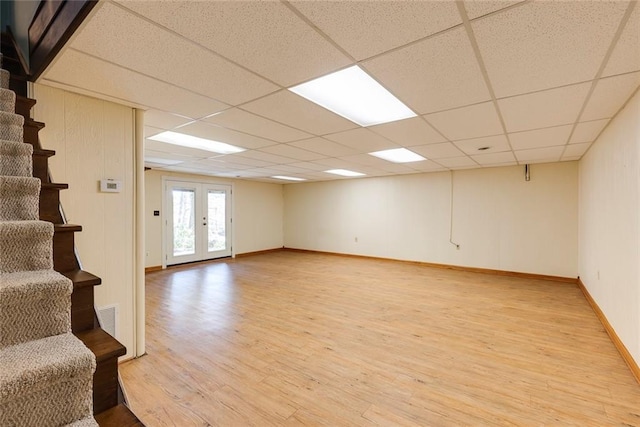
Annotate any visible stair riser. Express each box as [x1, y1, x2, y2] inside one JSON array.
[[0, 124, 23, 143], [0, 222, 53, 274], [0, 89, 15, 113], [54, 231, 80, 272], [94, 358, 120, 415], [72, 286, 95, 333], [0, 69, 8, 89], [23, 122, 43, 147], [40, 186, 63, 223], [1, 376, 94, 427], [32, 153, 49, 182], [0, 154, 32, 177], [0, 278, 72, 348], [15, 96, 36, 120], [0, 177, 40, 221]]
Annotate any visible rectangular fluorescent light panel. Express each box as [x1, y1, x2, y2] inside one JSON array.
[[369, 148, 426, 163], [144, 157, 184, 166], [272, 175, 306, 181], [149, 131, 245, 154], [289, 65, 416, 127], [325, 169, 366, 177]]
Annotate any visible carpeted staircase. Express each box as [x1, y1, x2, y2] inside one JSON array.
[[0, 55, 98, 426]]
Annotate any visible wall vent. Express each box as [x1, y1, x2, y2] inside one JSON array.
[[97, 304, 118, 337]]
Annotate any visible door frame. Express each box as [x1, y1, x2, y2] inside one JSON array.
[[161, 176, 234, 269]]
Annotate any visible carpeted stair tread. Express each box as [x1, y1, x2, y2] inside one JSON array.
[[0, 221, 53, 273], [0, 333, 96, 427], [0, 176, 41, 221], [0, 139, 33, 177], [0, 111, 24, 142], [0, 270, 72, 348], [0, 88, 16, 113], [66, 416, 99, 427]]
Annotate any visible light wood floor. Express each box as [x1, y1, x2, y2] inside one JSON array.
[[121, 250, 640, 426]]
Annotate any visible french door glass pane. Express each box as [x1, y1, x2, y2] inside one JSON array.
[[208, 190, 226, 251], [172, 189, 196, 256]]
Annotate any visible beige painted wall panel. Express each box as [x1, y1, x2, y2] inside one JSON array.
[[579, 89, 640, 364], [33, 84, 136, 359], [145, 170, 283, 267], [284, 163, 578, 278]]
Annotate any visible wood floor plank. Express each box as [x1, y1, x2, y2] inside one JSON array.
[[120, 251, 640, 426]]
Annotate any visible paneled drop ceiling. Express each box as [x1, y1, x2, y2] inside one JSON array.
[[40, 0, 640, 183]]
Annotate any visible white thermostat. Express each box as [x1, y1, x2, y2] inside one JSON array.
[[100, 179, 123, 193]]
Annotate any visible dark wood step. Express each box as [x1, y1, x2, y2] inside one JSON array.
[[53, 224, 82, 272], [32, 148, 55, 183], [40, 182, 67, 223], [95, 403, 144, 427], [76, 328, 127, 415], [23, 120, 45, 149], [63, 269, 102, 333], [15, 95, 36, 119]]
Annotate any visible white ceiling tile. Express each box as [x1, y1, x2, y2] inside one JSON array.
[[435, 156, 478, 169], [260, 144, 326, 161], [509, 125, 573, 151], [473, 1, 629, 98], [116, 0, 351, 86], [363, 27, 491, 114], [410, 142, 465, 160], [44, 49, 227, 118], [581, 72, 640, 121], [408, 160, 448, 172], [287, 161, 334, 172], [425, 102, 503, 140], [324, 128, 399, 153], [287, 138, 358, 157], [471, 151, 516, 166], [211, 155, 274, 168], [464, 1, 524, 20], [290, 1, 461, 60], [234, 150, 297, 165], [145, 110, 194, 130], [268, 164, 317, 175], [563, 142, 592, 159], [175, 121, 275, 150], [499, 83, 591, 132], [241, 90, 359, 135], [514, 146, 565, 163], [369, 117, 446, 147], [603, 6, 640, 77], [144, 125, 165, 138], [454, 135, 510, 155], [203, 108, 312, 143], [71, 3, 278, 106], [570, 119, 609, 144]]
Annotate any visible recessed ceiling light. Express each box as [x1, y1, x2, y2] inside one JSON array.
[[144, 157, 184, 165], [325, 169, 366, 177], [149, 131, 245, 154], [289, 65, 416, 127], [272, 175, 306, 181], [369, 148, 426, 163]]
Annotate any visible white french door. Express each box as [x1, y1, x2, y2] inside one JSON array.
[[166, 180, 232, 266]]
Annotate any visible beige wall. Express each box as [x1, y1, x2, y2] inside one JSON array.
[[32, 83, 136, 359], [579, 89, 640, 364], [285, 163, 578, 278], [145, 170, 283, 267]]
